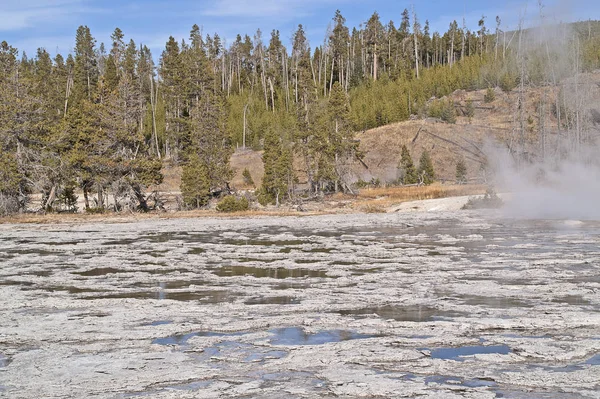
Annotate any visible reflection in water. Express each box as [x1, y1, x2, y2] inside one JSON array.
[[338, 305, 462, 322], [269, 327, 377, 345], [427, 344, 511, 361], [214, 266, 330, 279]]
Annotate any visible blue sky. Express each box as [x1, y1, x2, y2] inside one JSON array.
[[2, 0, 598, 59]]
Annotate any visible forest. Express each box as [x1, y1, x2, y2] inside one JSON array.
[[1, 8, 600, 215]]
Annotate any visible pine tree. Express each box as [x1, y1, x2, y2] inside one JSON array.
[[455, 157, 467, 184], [259, 127, 292, 206], [399, 145, 418, 184], [326, 81, 356, 191], [418, 150, 436, 185], [181, 153, 210, 208], [72, 26, 98, 104], [0, 152, 23, 215], [104, 54, 119, 92]]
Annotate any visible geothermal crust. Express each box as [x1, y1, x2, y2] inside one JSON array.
[[0, 209, 599, 398]]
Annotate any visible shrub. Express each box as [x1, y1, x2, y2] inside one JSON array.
[[398, 145, 418, 185], [242, 168, 254, 186], [455, 158, 467, 184], [428, 98, 456, 123], [462, 187, 503, 209], [216, 195, 249, 212], [417, 151, 436, 185], [499, 73, 517, 93], [85, 207, 105, 214], [180, 154, 210, 209], [484, 88, 496, 103], [465, 99, 475, 119]]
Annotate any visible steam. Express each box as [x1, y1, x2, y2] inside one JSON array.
[[489, 142, 600, 220], [485, 6, 600, 220]]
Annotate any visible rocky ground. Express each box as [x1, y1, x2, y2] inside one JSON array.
[[0, 205, 599, 398]]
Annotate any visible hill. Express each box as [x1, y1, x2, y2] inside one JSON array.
[[220, 70, 600, 194]]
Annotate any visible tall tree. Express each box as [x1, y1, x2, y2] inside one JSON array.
[[72, 26, 98, 104]]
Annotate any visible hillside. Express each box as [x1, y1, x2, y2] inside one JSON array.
[[222, 71, 600, 192]]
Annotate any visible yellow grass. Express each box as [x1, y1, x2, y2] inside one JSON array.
[[357, 184, 486, 201], [353, 184, 487, 210]]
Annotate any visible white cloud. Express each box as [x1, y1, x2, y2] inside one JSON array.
[[202, 0, 353, 18], [0, 0, 102, 32]]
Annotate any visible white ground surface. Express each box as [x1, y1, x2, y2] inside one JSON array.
[[0, 207, 599, 398]]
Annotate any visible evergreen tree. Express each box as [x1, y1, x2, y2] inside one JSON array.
[[180, 153, 210, 208], [326, 81, 356, 191], [104, 54, 119, 92], [330, 10, 350, 85], [72, 26, 98, 104], [259, 127, 293, 206], [417, 150, 436, 185], [398, 145, 418, 184], [455, 157, 467, 184]]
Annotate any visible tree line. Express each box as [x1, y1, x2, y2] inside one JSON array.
[[1, 9, 599, 215]]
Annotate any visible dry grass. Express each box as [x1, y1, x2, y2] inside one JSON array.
[[357, 184, 486, 201], [230, 149, 264, 190], [353, 184, 487, 210]]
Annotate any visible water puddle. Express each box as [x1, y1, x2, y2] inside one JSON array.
[[495, 389, 590, 398], [339, 305, 462, 322], [214, 266, 331, 279], [424, 375, 497, 388], [329, 260, 359, 266], [140, 250, 169, 257], [426, 344, 511, 361], [1, 280, 35, 287], [272, 282, 312, 290], [567, 275, 600, 284], [103, 238, 138, 246], [552, 295, 592, 305], [351, 267, 385, 276], [198, 341, 288, 364], [0, 354, 12, 368], [187, 248, 205, 255], [153, 331, 247, 346], [145, 320, 173, 326], [5, 248, 59, 256], [131, 280, 211, 290], [83, 289, 231, 302], [73, 268, 123, 276], [302, 247, 333, 253], [294, 259, 320, 264], [249, 370, 327, 389], [585, 353, 600, 365], [46, 286, 105, 294], [245, 350, 288, 362], [269, 327, 377, 346], [238, 257, 282, 263], [39, 240, 82, 246], [460, 295, 532, 309], [167, 380, 213, 391], [244, 296, 301, 305], [222, 239, 306, 247]]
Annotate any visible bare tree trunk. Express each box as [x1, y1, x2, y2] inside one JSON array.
[[83, 186, 90, 210], [268, 77, 275, 113], [243, 103, 249, 149], [461, 17, 466, 60], [150, 75, 161, 159], [324, 55, 328, 96], [373, 43, 378, 81], [329, 57, 335, 94], [414, 34, 420, 79]]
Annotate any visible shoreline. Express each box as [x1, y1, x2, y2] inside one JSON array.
[[0, 193, 482, 225]]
